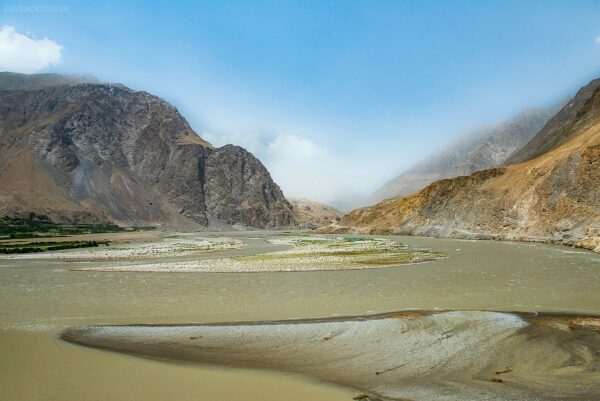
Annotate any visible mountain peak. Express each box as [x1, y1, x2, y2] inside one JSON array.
[[506, 78, 600, 164], [0, 75, 294, 229]]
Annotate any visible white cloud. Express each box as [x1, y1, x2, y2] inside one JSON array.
[[204, 131, 327, 160], [595, 36, 600, 45], [0, 26, 62, 73], [203, 131, 270, 155], [266, 133, 326, 159], [203, 131, 369, 208]]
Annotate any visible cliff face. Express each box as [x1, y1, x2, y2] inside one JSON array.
[[323, 83, 600, 252], [371, 107, 557, 202], [0, 75, 294, 229]]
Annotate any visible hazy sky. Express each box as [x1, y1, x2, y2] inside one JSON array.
[[2, 0, 600, 207]]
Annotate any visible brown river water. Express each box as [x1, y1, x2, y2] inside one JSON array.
[[1, 232, 600, 401]]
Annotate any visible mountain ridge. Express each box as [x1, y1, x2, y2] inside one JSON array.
[[321, 79, 600, 253], [0, 71, 99, 91], [371, 105, 560, 202], [507, 78, 600, 164], [0, 74, 294, 229]]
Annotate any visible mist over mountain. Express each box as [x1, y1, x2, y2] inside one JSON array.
[[325, 78, 600, 252], [371, 105, 562, 203], [507, 79, 600, 164]]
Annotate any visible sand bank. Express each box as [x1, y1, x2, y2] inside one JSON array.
[[0, 236, 245, 260], [74, 236, 446, 272], [62, 310, 600, 401]]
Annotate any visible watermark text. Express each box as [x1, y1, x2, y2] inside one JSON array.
[[4, 5, 70, 13]]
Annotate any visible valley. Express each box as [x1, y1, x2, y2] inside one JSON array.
[[2, 67, 600, 401]]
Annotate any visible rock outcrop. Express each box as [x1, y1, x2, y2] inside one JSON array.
[[322, 79, 600, 252], [0, 73, 294, 229], [371, 106, 559, 202], [289, 198, 343, 229]]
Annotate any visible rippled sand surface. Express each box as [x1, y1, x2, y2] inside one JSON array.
[[62, 311, 600, 401]]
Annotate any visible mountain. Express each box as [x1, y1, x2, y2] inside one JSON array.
[[0, 72, 99, 91], [506, 78, 600, 164], [0, 73, 294, 229], [321, 78, 600, 252], [371, 106, 559, 202], [289, 198, 343, 229]]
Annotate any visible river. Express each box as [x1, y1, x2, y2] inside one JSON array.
[[2, 232, 599, 401]]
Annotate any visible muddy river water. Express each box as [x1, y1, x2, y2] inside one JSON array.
[[1, 232, 600, 401]]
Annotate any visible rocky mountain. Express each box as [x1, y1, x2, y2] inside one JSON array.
[[289, 198, 343, 229], [321, 78, 600, 252], [507, 78, 600, 164], [0, 73, 294, 229], [371, 106, 559, 202]]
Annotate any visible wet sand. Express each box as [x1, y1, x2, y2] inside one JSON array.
[[1, 329, 354, 401], [62, 310, 600, 401]]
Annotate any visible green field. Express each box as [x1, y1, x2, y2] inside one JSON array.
[[0, 240, 109, 254], [0, 215, 154, 240]]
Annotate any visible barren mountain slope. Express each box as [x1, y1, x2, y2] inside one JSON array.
[[289, 198, 343, 229], [507, 78, 600, 164], [323, 85, 600, 252], [0, 75, 294, 229]]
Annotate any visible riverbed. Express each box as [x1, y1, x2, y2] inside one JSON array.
[[2, 231, 600, 400]]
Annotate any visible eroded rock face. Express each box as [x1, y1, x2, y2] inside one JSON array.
[[204, 145, 295, 228], [0, 77, 294, 229]]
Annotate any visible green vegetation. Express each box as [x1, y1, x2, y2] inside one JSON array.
[[292, 239, 328, 246], [0, 240, 109, 254], [239, 248, 444, 265], [276, 231, 307, 237], [238, 236, 447, 267], [0, 215, 155, 239]]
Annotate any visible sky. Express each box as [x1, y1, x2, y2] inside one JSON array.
[[2, 0, 600, 209]]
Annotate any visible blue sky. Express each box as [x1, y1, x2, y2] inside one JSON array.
[[2, 0, 600, 207]]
